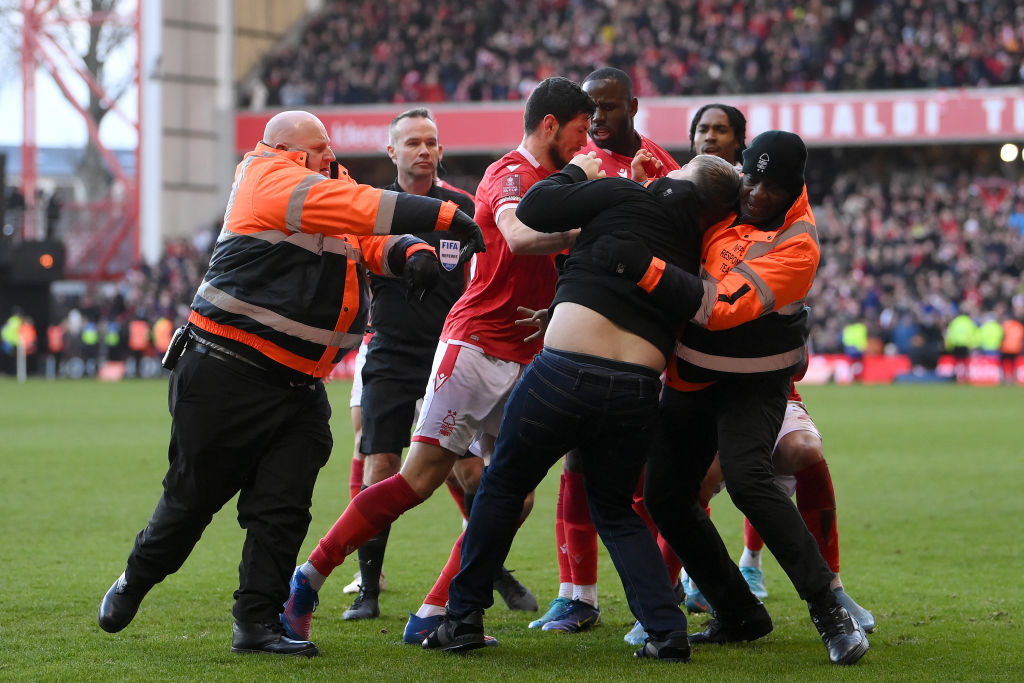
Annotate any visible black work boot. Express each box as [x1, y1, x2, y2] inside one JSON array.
[[421, 609, 486, 653], [808, 595, 869, 665], [342, 586, 380, 620], [493, 566, 538, 611], [634, 630, 691, 662], [230, 620, 318, 657], [688, 601, 773, 645], [98, 572, 152, 633]]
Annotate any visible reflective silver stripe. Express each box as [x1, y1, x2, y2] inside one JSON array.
[[777, 300, 806, 315], [692, 281, 718, 327], [197, 281, 362, 348], [221, 229, 362, 260], [375, 190, 399, 234], [733, 261, 775, 313], [677, 343, 805, 373], [221, 155, 258, 228], [285, 174, 326, 234], [746, 220, 817, 260], [378, 235, 405, 277]]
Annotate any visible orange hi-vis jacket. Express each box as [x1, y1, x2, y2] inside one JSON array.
[[666, 187, 820, 388], [190, 142, 456, 378]]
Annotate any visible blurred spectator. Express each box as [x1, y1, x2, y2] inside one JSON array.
[[1000, 314, 1024, 383], [945, 308, 979, 382], [45, 189, 64, 240]]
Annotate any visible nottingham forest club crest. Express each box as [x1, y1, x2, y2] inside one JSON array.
[[439, 409, 458, 437], [439, 239, 460, 271]]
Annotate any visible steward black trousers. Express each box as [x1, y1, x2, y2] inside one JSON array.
[[124, 346, 332, 623], [644, 372, 835, 615]]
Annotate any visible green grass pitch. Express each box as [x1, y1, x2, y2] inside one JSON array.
[[1, 379, 1021, 681]]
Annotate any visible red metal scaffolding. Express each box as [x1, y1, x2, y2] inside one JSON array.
[[19, 0, 140, 281]]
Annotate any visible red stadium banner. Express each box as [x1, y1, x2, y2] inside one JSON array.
[[237, 87, 1024, 156]]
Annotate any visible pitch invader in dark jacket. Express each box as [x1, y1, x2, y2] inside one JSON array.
[[595, 131, 870, 666]]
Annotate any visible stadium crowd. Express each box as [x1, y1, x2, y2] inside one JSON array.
[[6, 0, 1024, 377], [242, 0, 1024, 108]]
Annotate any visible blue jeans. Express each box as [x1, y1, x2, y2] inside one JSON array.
[[449, 347, 686, 636]]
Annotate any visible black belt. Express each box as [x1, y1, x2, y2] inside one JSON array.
[[185, 338, 320, 389]]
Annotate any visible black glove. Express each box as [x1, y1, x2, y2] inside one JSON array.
[[450, 209, 486, 265], [403, 250, 441, 302], [591, 231, 653, 283]]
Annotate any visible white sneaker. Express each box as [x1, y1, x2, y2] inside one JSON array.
[[342, 570, 362, 594], [342, 569, 387, 594]]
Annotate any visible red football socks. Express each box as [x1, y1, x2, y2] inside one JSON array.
[[424, 531, 464, 607], [564, 469, 598, 585], [348, 457, 364, 500], [796, 459, 840, 573], [744, 517, 765, 552], [555, 474, 572, 583], [310, 473, 422, 577], [446, 479, 469, 521]]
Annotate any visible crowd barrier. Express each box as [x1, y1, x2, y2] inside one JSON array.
[[803, 354, 1024, 385]]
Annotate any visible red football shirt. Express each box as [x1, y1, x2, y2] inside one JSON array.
[[580, 133, 680, 180], [442, 146, 558, 365]]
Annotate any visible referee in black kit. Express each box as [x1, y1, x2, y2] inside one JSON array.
[[344, 108, 535, 621]]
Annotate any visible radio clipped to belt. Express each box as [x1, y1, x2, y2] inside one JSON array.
[[161, 324, 190, 371]]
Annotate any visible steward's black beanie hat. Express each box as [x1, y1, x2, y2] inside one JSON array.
[[741, 130, 806, 199]]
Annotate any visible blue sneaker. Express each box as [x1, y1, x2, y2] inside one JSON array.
[[683, 577, 710, 614], [281, 567, 318, 640], [528, 596, 572, 629], [740, 566, 769, 599], [404, 613, 498, 646], [834, 587, 875, 633], [623, 619, 649, 646], [541, 599, 601, 633]]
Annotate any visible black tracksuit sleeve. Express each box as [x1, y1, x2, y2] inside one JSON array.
[[516, 163, 633, 232]]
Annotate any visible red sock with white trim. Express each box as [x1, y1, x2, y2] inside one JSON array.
[[555, 474, 572, 585], [744, 517, 765, 553], [309, 473, 422, 577], [423, 531, 465, 608], [564, 469, 598, 586]]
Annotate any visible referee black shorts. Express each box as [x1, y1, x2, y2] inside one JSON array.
[[359, 335, 435, 456]]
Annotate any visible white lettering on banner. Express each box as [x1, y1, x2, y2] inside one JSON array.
[[982, 99, 1006, 132], [893, 101, 917, 136], [801, 103, 825, 138], [749, 105, 773, 136], [778, 105, 795, 132], [329, 122, 388, 150], [634, 108, 651, 137], [864, 103, 885, 136], [1016, 98, 1024, 132], [925, 100, 940, 135], [832, 103, 856, 137]]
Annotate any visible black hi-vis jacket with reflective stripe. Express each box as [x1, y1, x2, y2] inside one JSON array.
[[189, 142, 456, 378], [660, 187, 820, 388]]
